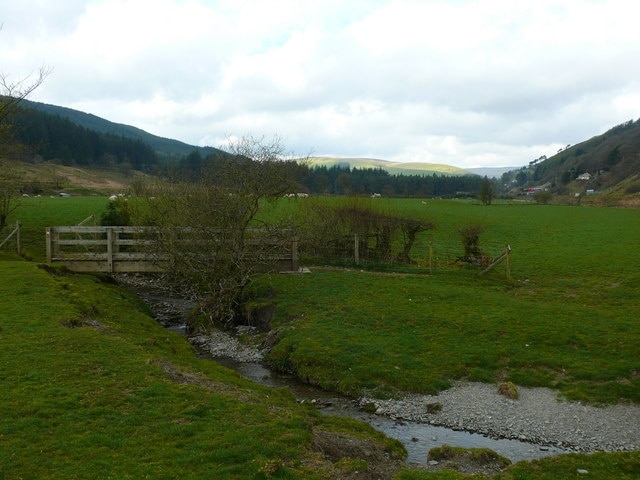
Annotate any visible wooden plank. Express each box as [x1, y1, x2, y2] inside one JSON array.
[[47, 225, 298, 273], [479, 245, 511, 276], [55, 239, 107, 246], [54, 260, 168, 273]]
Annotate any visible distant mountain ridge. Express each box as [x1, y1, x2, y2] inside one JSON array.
[[15, 100, 640, 197], [306, 156, 478, 177], [17, 100, 492, 176], [19, 99, 224, 159]]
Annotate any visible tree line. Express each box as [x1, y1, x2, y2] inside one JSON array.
[[7, 104, 484, 198], [9, 106, 159, 172], [172, 151, 484, 197]]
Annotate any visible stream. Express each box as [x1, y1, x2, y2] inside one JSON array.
[[133, 282, 569, 466], [209, 354, 568, 465]]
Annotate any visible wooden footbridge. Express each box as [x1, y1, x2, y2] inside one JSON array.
[[46, 226, 299, 273]]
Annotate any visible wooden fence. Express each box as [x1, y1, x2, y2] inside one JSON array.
[[479, 245, 511, 280], [46, 226, 299, 273], [0, 221, 21, 255]]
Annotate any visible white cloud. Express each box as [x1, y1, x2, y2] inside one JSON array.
[[1, 0, 639, 168]]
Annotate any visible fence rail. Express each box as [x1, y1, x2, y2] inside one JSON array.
[[0, 221, 21, 254], [46, 226, 298, 273]]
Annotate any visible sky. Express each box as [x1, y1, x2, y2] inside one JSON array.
[[1, 0, 639, 168]]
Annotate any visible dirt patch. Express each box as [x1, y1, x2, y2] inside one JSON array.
[[60, 317, 109, 331], [310, 428, 403, 480], [157, 360, 252, 402], [425, 445, 511, 476]]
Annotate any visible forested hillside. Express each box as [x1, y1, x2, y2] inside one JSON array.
[[5, 100, 484, 197], [11, 106, 159, 172], [18, 99, 224, 160], [502, 118, 640, 196]]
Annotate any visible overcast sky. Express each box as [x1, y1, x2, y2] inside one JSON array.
[[2, 0, 639, 168]]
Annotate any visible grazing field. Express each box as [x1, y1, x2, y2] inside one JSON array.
[[5, 196, 640, 405], [3, 195, 109, 262], [2, 195, 639, 478], [254, 198, 640, 404]]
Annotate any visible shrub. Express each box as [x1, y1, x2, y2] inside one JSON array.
[[457, 224, 488, 266], [100, 198, 131, 226], [533, 190, 553, 204], [497, 381, 519, 399]]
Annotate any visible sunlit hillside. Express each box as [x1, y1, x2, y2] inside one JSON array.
[[305, 156, 474, 176]]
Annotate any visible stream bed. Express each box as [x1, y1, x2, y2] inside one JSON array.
[[128, 279, 572, 466], [210, 354, 568, 465], [164, 322, 569, 465]]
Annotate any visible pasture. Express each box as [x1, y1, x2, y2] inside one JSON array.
[[4, 195, 640, 404], [1, 195, 639, 478], [257, 197, 640, 404]]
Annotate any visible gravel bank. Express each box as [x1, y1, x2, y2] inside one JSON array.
[[361, 382, 640, 453], [189, 329, 266, 363], [187, 320, 640, 455]]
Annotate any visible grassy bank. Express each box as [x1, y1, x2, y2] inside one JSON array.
[[396, 451, 640, 479], [260, 265, 638, 403], [0, 259, 404, 478], [254, 199, 640, 404]]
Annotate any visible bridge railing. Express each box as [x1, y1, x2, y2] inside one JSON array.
[[46, 226, 298, 273]]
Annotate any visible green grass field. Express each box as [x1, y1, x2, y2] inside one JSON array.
[[253, 198, 640, 404], [5, 196, 640, 404], [0, 259, 404, 479], [1, 195, 639, 478]]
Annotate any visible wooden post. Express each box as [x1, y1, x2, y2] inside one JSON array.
[[354, 233, 360, 264], [46, 227, 52, 262], [291, 235, 299, 271], [505, 244, 511, 281], [15, 221, 20, 255], [106, 227, 114, 272]]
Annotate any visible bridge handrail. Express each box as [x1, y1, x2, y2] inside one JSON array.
[[46, 225, 298, 273]]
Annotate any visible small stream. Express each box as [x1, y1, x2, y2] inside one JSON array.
[[163, 320, 568, 465], [210, 354, 567, 465], [138, 284, 569, 466]]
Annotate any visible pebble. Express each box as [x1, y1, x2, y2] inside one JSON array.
[[360, 381, 640, 453]]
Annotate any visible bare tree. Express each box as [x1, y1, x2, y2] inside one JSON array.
[[1, 66, 52, 143], [295, 197, 434, 263], [140, 135, 299, 330], [0, 56, 52, 230]]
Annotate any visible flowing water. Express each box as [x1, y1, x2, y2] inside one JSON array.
[[208, 354, 568, 465], [147, 288, 569, 466]]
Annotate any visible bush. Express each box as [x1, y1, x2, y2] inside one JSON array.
[[457, 224, 488, 266], [497, 381, 519, 399], [533, 191, 553, 204], [100, 198, 131, 226]]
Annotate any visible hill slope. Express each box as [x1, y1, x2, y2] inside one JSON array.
[[19, 98, 224, 159], [306, 156, 475, 176], [512, 118, 640, 196], [14, 101, 497, 178]]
